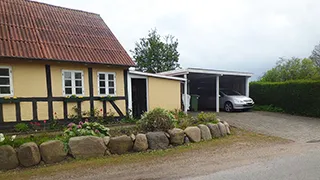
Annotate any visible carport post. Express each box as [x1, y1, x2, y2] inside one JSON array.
[[216, 75, 220, 113], [245, 77, 249, 96], [184, 74, 188, 113]]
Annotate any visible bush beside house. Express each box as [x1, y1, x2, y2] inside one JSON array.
[[250, 80, 320, 117]]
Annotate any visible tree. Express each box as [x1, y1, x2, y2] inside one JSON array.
[[310, 43, 320, 67], [259, 57, 320, 82], [131, 29, 180, 73]]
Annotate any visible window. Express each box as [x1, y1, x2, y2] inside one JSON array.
[[0, 67, 13, 96], [62, 70, 84, 96], [98, 72, 116, 96]]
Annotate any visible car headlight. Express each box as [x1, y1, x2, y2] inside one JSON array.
[[234, 99, 244, 104]]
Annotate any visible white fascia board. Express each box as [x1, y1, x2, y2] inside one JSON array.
[[129, 71, 186, 81], [188, 68, 253, 77], [157, 69, 189, 76]]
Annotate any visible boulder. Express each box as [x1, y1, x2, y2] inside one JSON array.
[[168, 128, 184, 145], [133, 134, 148, 152], [207, 123, 221, 138], [223, 122, 231, 135], [130, 134, 136, 141], [146, 132, 169, 150], [108, 135, 133, 154], [40, 140, 67, 164], [218, 122, 227, 137], [184, 126, 201, 143], [69, 136, 106, 158], [197, 124, 212, 141], [17, 142, 41, 167], [0, 145, 19, 170], [103, 136, 110, 146]]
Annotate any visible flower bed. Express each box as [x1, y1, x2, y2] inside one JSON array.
[[0, 109, 227, 171]]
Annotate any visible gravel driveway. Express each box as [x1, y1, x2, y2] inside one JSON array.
[[218, 111, 320, 143]]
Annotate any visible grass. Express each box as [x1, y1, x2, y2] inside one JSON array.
[[0, 127, 289, 180]]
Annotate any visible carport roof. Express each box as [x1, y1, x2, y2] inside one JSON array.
[[158, 68, 253, 77]]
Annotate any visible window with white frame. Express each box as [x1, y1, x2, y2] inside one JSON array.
[[62, 70, 84, 95], [98, 72, 116, 96], [0, 67, 13, 96]]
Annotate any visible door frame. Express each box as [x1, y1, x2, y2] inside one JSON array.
[[127, 74, 149, 116]]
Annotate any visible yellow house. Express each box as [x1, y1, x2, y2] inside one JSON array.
[[0, 0, 135, 125], [0, 0, 186, 127]]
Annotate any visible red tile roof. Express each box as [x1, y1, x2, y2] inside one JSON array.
[[0, 0, 135, 66]]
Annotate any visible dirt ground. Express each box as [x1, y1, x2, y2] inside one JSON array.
[[0, 128, 300, 180]]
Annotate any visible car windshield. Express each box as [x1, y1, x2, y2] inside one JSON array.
[[221, 89, 241, 96]]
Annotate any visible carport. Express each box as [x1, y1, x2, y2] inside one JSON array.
[[159, 68, 253, 112]]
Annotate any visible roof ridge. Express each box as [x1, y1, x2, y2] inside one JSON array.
[[27, 0, 100, 16]]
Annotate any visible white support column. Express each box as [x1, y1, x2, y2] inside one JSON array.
[[127, 73, 132, 115], [245, 76, 249, 97], [216, 75, 220, 113], [184, 74, 188, 113]]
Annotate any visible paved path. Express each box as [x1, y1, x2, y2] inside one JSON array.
[[184, 145, 320, 180], [218, 111, 320, 143]]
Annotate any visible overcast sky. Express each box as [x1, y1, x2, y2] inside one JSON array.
[[36, 0, 320, 80]]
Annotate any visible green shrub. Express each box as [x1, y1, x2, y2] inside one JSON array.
[[250, 80, 320, 117], [253, 105, 284, 112], [174, 115, 197, 129], [170, 109, 187, 120], [64, 121, 110, 138], [14, 123, 29, 132], [197, 112, 218, 124], [0, 133, 63, 148], [137, 108, 175, 132]]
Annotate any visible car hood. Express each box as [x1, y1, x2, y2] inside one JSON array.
[[228, 95, 253, 101]]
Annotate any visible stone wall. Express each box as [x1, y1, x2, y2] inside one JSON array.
[[0, 121, 230, 171]]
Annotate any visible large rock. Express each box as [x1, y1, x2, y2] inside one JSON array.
[[218, 122, 227, 137], [207, 123, 221, 138], [103, 136, 110, 146], [40, 140, 67, 164], [184, 126, 201, 143], [0, 145, 19, 170], [168, 128, 185, 145], [197, 124, 212, 141], [223, 121, 231, 135], [133, 134, 148, 152], [69, 136, 106, 158], [18, 142, 41, 167], [108, 135, 133, 154], [146, 132, 169, 150]]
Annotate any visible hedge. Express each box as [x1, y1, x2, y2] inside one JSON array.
[[250, 80, 320, 117]]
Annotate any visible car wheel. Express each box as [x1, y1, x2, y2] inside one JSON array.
[[224, 102, 233, 112]]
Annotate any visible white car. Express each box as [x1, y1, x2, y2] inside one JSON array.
[[219, 89, 254, 112]]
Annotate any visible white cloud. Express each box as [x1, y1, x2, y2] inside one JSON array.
[[35, 0, 320, 80]]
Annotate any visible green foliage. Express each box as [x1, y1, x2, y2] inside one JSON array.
[[170, 110, 218, 129], [253, 105, 284, 113], [64, 121, 110, 138], [14, 123, 29, 132], [259, 57, 320, 82], [174, 115, 197, 129], [197, 112, 219, 124], [131, 28, 180, 73], [137, 108, 175, 132], [0, 133, 63, 148], [250, 80, 320, 117], [310, 42, 320, 67], [68, 106, 115, 124]]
